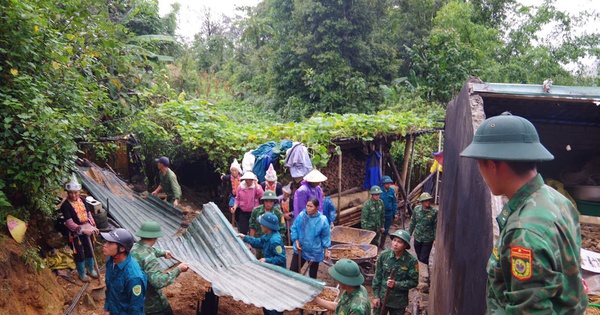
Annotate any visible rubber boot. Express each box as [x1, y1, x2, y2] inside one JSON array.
[[85, 257, 98, 279], [76, 262, 91, 282]]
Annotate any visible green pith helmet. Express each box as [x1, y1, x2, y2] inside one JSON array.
[[369, 185, 383, 195], [135, 221, 164, 239], [328, 259, 364, 286], [261, 190, 278, 201], [381, 176, 393, 184], [258, 212, 280, 231], [389, 230, 411, 249], [460, 112, 554, 161], [419, 192, 433, 202]]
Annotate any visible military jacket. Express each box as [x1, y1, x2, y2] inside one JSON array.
[[249, 205, 285, 238], [372, 249, 419, 309], [486, 175, 587, 314], [104, 255, 147, 315], [130, 241, 181, 313], [408, 205, 437, 243], [361, 198, 384, 231], [244, 231, 286, 268], [335, 285, 371, 315], [159, 168, 181, 202], [380, 187, 398, 217]]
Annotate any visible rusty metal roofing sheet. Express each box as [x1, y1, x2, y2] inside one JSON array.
[[78, 166, 324, 312]]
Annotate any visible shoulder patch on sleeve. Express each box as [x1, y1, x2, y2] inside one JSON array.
[[275, 246, 283, 254], [132, 284, 142, 296], [510, 246, 533, 281]]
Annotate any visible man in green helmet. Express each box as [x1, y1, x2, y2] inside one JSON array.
[[130, 221, 189, 315], [408, 192, 437, 266], [460, 112, 587, 313], [312, 259, 371, 315], [373, 230, 419, 315], [361, 185, 385, 247]]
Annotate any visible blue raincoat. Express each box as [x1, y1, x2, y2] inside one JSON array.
[[290, 210, 331, 262]]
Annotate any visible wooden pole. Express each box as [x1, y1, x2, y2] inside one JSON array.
[[434, 130, 442, 204], [379, 141, 383, 179], [401, 135, 412, 188], [407, 136, 416, 192], [337, 150, 342, 225], [387, 154, 411, 229]]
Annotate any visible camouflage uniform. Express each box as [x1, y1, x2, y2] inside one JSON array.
[[361, 198, 384, 246], [486, 175, 587, 314], [249, 205, 286, 240], [409, 204, 437, 264], [373, 249, 419, 314], [130, 241, 181, 314], [335, 285, 371, 315]]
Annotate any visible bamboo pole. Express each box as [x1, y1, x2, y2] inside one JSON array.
[[379, 142, 383, 179], [401, 135, 412, 187], [407, 136, 416, 192], [337, 150, 342, 225], [434, 130, 442, 204]]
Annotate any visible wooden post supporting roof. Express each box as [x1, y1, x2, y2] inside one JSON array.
[[337, 150, 342, 224], [400, 135, 412, 187]]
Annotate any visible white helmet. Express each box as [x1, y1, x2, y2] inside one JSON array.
[[65, 173, 82, 191]]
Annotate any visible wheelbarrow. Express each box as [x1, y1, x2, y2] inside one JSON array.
[[327, 244, 378, 285], [299, 285, 340, 315]]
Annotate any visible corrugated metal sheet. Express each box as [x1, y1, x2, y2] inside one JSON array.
[[79, 166, 324, 312], [473, 82, 600, 100]]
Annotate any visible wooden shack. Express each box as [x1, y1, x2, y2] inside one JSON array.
[[431, 77, 600, 314]]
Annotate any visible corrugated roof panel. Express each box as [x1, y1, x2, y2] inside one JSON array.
[[473, 82, 600, 100], [79, 166, 324, 312]]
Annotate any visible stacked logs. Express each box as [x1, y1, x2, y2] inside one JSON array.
[[331, 188, 370, 226]]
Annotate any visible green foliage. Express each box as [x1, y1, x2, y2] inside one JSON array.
[[21, 245, 46, 272], [129, 100, 438, 171]]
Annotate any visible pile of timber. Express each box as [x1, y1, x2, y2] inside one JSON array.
[[332, 188, 369, 226]]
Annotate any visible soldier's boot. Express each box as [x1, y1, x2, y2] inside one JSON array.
[[76, 261, 91, 282], [85, 258, 98, 279]]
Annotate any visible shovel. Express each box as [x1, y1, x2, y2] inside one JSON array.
[[86, 234, 105, 290]]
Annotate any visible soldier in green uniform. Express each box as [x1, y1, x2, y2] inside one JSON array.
[[130, 221, 189, 315], [408, 192, 437, 265], [151, 156, 182, 207], [373, 230, 419, 315], [250, 190, 286, 244], [361, 185, 385, 247], [312, 259, 371, 315], [460, 112, 587, 313]]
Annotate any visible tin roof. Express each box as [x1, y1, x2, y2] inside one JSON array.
[[472, 82, 600, 127], [79, 166, 324, 312]]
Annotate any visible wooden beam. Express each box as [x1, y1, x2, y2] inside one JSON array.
[[337, 150, 342, 225], [401, 135, 412, 187], [387, 154, 411, 215]]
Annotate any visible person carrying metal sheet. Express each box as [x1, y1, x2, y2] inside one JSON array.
[[102, 228, 147, 315], [60, 173, 100, 282], [130, 221, 189, 315], [408, 192, 437, 266], [249, 190, 287, 255], [372, 230, 419, 315], [460, 112, 587, 313], [151, 156, 182, 207], [290, 197, 331, 279], [238, 212, 286, 315], [312, 259, 371, 314], [361, 185, 385, 247]]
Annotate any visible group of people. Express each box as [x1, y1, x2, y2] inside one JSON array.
[[61, 112, 587, 314], [61, 172, 188, 314]]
